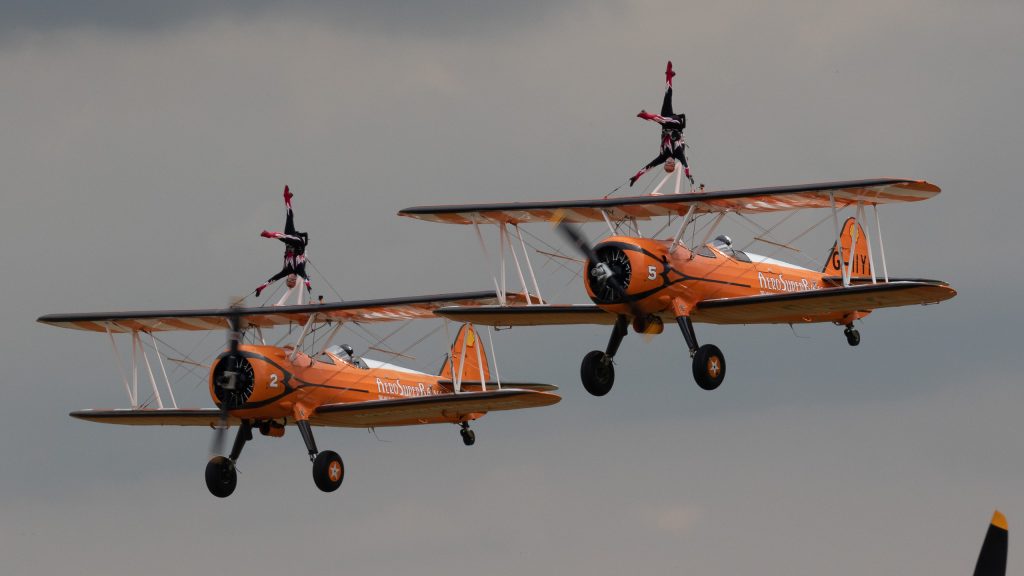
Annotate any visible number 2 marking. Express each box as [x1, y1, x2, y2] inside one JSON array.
[[269, 374, 279, 388]]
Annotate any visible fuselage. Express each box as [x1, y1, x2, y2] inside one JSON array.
[[209, 345, 459, 424], [585, 235, 856, 323]]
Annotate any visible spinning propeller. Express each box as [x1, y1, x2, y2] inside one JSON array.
[[554, 220, 645, 320], [210, 305, 250, 457]]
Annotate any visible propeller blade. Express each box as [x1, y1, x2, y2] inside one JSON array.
[[210, 305, 243, 457], [554, 220, 600, 264], [554, 219, 647, 321]]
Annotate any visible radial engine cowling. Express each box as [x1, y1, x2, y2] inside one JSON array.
[[209, 353, 256, 409], [584, 244, 633, 304]]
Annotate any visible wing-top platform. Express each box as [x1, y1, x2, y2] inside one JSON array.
[[38, 290, 530, 333], [398, 178, 939, 225]]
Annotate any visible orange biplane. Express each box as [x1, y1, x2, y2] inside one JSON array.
[[38, 292, 559, 497], [399, 179, 956, 395]]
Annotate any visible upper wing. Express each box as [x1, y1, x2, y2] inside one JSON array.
[[38, 291, 530, 333], [398, 179, 939, 225], [691, 281, 956, 324], [311, 388, 561, 428], [434, 304, 617, 326], [70, 408, 233, 426]]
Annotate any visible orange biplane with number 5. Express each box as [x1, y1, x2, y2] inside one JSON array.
[[399, 178, 956, 395]]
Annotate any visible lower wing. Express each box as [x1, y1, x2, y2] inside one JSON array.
[[693, 281, 956, 324], [71, 408, 232, 426], [435, 304, 616, 326], [311, 389, 561, 428]]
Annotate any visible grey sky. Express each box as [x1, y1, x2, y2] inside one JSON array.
[[2, 1, 1023, 574]]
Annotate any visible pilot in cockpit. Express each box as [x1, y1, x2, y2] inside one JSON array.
[[329, 344, 365, 369], [711, 235, 733, 251]]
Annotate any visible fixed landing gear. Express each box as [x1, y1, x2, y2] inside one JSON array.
[[205, 419, 253, 498], [580, 315, 628, 396], [312, 451, 345, 492], [460, 422, 476, 446], [677, 316, 725, 390], [205, 456, 237, 498], [298, 420, 345, 493], [204, 419, 345, 497], [844, 325, 861, 346]]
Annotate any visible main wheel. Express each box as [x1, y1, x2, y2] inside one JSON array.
[[845, 327, 861, 346], [312, 450, 344, 493], [692, 344, 726, 390], [580, 350, 615, 396], [460, 428, 476, 446], [205, 456, 237, 498]]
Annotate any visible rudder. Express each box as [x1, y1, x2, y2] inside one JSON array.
[[439, 324, 491, 384], [823, 217, 872, 279]]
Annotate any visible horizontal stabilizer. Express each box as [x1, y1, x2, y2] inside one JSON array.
[[437, 380, 559, 392], [974, 510, 1008, 576], [435, 304, 617, 326], [692, 281, 956, 325], [312, 389, 560, 428], [39, 291, 531, 333], [71, 408, 235, 426]]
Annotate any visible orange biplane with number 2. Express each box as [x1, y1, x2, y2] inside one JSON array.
[[399, 178, 956, 395], [38, 292, 559, 498]]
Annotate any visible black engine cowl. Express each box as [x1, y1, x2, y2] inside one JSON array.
[[211, 354, 256, 409], [585, 245, 633, 304]]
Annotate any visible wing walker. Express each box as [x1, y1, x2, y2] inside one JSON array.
[[38, 189, 558, 498], [398, 62, 955, 396]]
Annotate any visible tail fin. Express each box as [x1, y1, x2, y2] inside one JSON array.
[[439, 324, 491, 383], [822, 217, 872, 278], [973, 510, 1008, 576]]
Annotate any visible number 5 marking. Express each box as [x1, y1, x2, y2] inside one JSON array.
[[648, 265, 657, 280]]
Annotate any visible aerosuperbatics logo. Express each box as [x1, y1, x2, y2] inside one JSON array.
[[375, 377, 441, 399], [757, 271, 819, 294]]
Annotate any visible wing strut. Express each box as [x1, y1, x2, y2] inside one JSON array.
[[829, 192, 850, 287], [669, 205, 698, 254], [514, 224, 544, 304], [873, 204, 890, 282], [106, 325, 137, 408]]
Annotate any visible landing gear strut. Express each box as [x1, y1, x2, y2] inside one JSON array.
[[580, 315, 629, 396], [677, 316, 726, 390], [459, 421, 476, 446], [844, 324, 860, 346], [298, 419, 344, 493], [205, 419, 252, 498]]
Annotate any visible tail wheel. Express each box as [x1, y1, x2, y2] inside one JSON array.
[[460, 428, 476, 446], [312, 450, 344, 493], [844, 326, 861, 346], [580, 350, 615, 396], [205, 456, 237, 498], [692, 344, 726, 390]]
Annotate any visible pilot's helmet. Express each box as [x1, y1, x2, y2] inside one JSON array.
[[712, 234, 733, 248]]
